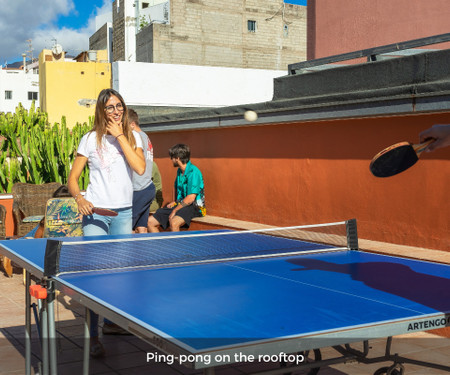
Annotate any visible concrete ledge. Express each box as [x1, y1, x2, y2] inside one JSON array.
[[358, 239, 450, 264], [192, 215, 275, 230], [192, 215, 450, 264]]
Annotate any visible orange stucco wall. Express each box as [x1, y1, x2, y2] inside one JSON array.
[[149, 112, 450, 251], [308, 0, 450, 60]]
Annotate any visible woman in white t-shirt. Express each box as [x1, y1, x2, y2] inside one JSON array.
[[68, 88, 145, 235], [68, 88, 145, 356]]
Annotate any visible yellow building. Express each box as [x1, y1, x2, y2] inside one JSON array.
[[39, 49, 111, 127]]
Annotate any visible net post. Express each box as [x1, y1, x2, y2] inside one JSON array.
[[346, 219, 358, 250], [44, 239, 62, 277]]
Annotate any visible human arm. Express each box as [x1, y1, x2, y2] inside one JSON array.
[[68, 154, 94, 216], [419, 124, 450, 152], [106, 119, 145, 175], [168, 193, 197, 220], [165, 177, 178, 208]]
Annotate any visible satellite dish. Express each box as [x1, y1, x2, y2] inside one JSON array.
[[52, 44, 63, 57]]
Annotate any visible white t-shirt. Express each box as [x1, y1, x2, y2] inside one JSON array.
[[77, 131, 143, 208], [132, 130, 153, 191]]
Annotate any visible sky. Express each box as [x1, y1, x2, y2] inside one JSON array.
[[0, 0, 112, 65], [0, 0, 307, 65]]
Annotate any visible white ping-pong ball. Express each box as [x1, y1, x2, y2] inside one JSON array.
[[244, 110, 258, 122]]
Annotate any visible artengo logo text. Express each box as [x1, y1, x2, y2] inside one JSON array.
[[407, 316, 450, 331]]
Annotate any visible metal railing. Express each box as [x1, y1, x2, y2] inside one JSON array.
[[288, 32, 450, 75]]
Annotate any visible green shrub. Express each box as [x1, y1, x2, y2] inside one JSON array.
[[0, 103, 91, 193]]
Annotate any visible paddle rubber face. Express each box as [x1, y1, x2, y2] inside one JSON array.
[[370, 142, 419, 178]]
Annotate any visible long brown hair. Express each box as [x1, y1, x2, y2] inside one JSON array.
[[92, 88, 136, 149]]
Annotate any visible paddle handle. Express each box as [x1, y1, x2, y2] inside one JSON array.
[[413, 139, 434, 156]]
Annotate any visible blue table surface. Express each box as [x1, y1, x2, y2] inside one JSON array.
[[1, 232, 450, 351]]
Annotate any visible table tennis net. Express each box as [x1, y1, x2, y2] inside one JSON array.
[[44, 219, 357, 276]]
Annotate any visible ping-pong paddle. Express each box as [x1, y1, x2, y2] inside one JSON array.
[[92, 207, 118, 217], [369, 139, 434, 178]]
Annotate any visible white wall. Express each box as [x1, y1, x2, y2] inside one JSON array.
[[113, 62, 286, 107], [0, 69, 39, 114], [140, 0, 170, 25], [125, 0, 137, 61]]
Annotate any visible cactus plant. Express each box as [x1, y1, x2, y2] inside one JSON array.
[[0, 103, 91, 193]]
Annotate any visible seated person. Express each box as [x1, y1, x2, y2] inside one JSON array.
[[148, 144, 205, 232], [150, 161, 163, 212]]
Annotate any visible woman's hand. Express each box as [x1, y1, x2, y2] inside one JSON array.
[[76, 196, 94, 216], [106, 118, 123, 138]]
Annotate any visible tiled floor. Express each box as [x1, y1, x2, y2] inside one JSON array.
[[1, 268, 449, 375]]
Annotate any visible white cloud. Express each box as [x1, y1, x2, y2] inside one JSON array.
[[0, 0, 112, 64], [94, 1, 113, 30], [32, 27, 92, 59]]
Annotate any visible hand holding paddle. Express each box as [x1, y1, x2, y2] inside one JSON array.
[[419, 124, 450, 152], [369, 139, 434, 178], [73, 194, 118, 216]]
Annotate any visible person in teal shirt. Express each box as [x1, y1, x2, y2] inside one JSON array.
[[148, 144, 205, 232]]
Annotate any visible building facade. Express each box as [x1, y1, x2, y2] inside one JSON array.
[[0, 61, 39, 114], [39, 49, 111, 127], [111, 0, 306, 70], [307, 0, 450, 61], [89, 22, 114, 63]]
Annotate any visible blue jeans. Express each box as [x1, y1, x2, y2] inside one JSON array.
[[83, 207, 132, 337]]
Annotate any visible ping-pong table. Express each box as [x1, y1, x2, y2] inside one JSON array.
[[1, 219, 449, 375]]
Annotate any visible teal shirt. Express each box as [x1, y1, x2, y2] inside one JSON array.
[[175, 161, 205, 214]]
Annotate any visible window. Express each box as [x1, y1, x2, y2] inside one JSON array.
[[5, 91, 12, 100], [28, 91, 38, 100], [248, 20, 257, 33], [142, 2, 149, 8], [284, 24, 289, 37]]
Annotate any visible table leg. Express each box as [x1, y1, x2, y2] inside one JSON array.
[[41, 295, 49, 375], [83, 307, 91, 375], [203, 368, 215, 375], [25, 271, 31, 375], [47, 280, 57, 375]]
